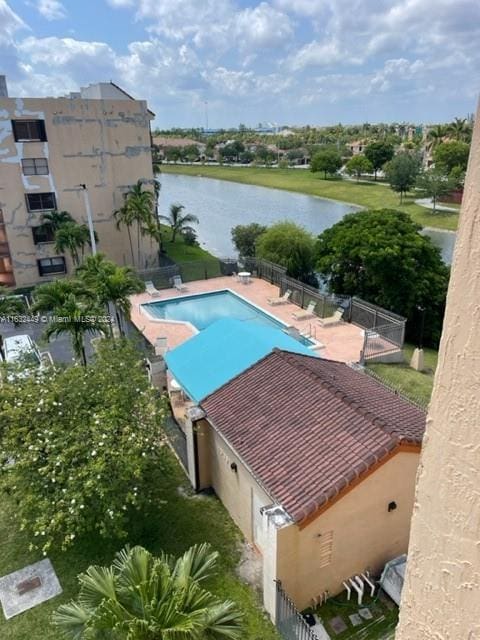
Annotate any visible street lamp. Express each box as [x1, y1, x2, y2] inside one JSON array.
[[78, 184, 97, 255], [417, 305, 426, 349]]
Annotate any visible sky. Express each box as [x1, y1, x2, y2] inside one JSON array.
[[1, 0, 479, 129]]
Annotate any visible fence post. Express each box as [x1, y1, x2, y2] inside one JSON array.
[[301, 286, 305, 309], [204, 262, 208, 280], [322, 296, 326, 318]]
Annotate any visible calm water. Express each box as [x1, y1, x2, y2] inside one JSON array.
[[159, 173, 455, 263]]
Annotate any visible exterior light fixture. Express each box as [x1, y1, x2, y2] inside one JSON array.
[[388, 501, 397, 512]]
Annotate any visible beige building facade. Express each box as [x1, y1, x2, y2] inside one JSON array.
[[0, 79, 158, 288], [395, 105, 480, 639]]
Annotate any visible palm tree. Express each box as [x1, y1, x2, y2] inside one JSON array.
[[31, 280, 105, 366], [54, 222, 92, 266], [77, 254, 145, 336], [42, 209, 74, 231], [161, 203, 199, 243], [115, 180, 155, 268], [448, 117, 472, 142], [53, 543, 242, 639], [426, 124, 448, 151]]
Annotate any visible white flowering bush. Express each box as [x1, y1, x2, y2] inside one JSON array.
[[0, 339, 167, 553]]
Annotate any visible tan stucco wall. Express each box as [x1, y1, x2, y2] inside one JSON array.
[[395, 105, 480, 639], [276, 451, 420, 610], [0, 95, 156, 287], [197, 420, 272, 543]]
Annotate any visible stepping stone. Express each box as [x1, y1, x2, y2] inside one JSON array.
[[349, 613, 363, 626], [359, 607, 373, 620], [329, 615, 348, 634], [0, 559, 62, 620]]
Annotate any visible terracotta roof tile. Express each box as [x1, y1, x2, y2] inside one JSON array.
[[201, 350, 425, 522]]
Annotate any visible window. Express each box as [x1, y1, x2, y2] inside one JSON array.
[[25, 192, 57, 212], [11, 120, 47, 142], [22, 158, 49, 176], [37, 257, 66, 276], [32, 224, 55, 245]]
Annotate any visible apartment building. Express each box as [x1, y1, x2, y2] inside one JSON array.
[[0, 77, 158, 288]]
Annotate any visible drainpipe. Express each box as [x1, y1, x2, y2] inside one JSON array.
[[343, 582, 351, 601], [349, 576, 364, 605], [361, 572, 375, 597]]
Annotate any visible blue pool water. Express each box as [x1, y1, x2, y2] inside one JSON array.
[[144, 290, 313, 346]]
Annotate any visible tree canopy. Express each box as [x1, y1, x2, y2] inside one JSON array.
[[364, 141, 394, 179], [385, 152, 420, 202], [310, 148, 342, 179], [0, 340, 167, 553], [345, 155, 374, 180], [315, 209, 450, 346], [256, 221, 317, 285], [231, 223, 267, 257], [416, 169, 454, 213], [433, 140, 470, 174]]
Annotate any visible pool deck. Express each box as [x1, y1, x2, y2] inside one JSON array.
[[130, 276, 365, 363]]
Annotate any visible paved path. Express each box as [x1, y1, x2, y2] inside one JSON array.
[[415, 197, 459, 213]]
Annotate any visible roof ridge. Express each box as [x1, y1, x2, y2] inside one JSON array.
[[274, 350, 401, 442]]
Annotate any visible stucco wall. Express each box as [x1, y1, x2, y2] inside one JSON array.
[[0, 95, 156, 287], [276, 451, 420, 610], [395, 105, 480, 640], [197, 420, 272, 544]]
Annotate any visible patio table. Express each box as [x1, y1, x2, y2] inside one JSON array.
[[238, 271, 251, 284]]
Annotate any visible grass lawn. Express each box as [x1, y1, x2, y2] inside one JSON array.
[[160, 224, 217, 263], [368, 343, 438, 407], [161, 165, 459, 232], [308, 592, 398, 639], [0, 452, 278, 640]]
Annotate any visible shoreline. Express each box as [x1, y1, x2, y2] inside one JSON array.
[[160, 164, 459, 233]]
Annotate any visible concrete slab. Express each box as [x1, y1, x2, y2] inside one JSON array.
[[0, 559, 62, 620], [328, 615, 348, 634], [359, 607, 373, 620], [349, 613, 363, 626]]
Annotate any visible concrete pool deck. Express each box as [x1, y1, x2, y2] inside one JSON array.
[[130, 276, 365, 363]]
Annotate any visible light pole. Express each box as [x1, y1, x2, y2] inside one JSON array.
[[79, 184, 97, 255]]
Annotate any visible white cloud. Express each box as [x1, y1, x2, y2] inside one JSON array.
[[37, 0, 67, 20], [234, 3, 293, 49], [0, 0, 27, 43]]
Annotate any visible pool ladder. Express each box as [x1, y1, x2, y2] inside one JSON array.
[[302, 323, 317, 340]]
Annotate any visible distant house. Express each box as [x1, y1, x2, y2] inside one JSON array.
[[180, 349, 425, 621], [349, 140, 368, 155], [152, 136, 206, 159]]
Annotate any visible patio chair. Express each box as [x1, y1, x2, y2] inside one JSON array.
[[292, 300, 316, 320], [268, 289, 292, 306], [172, 275, 187, 291], [145, 281, 161, 298], [318, 307, 344, 327]]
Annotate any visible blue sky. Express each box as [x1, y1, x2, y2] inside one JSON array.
[[1, 0, 479, 128]]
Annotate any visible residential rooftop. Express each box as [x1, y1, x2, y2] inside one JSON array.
[[201, 350, 426, 523]]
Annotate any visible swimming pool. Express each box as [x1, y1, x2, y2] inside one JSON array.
[[143, 290, 314, 346]]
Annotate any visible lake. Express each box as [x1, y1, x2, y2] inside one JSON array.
[[159, 173, 455, 263]]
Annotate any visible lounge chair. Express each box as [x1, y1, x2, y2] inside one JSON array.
[[318, 307, 344, 327], [268, 289, 291, 306], [173, 275, 187, 291], [292, 300, 316, 320], [145, 281, 161, 297]]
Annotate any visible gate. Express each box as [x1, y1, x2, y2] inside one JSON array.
[[275, 581, 321, 640]]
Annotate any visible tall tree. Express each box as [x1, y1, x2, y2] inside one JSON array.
[[416, 169, 454, 213], [160, 203, 199, 243], [256, 221, 317, 286], [310, 148, 342, 179], [426, 124, 448, 151], [31, 280, 106, 365], [433, 141, 470, 175], [231, 223, 267, 258], [447, 117, 472, 142], [53, 544, 242, 639], [77, 254, 145, 336], [364, 141, 394, 180], [345, 155, 374, 181], [115, 180, 155, 268], [315, 209, 450, 346], [385, 152, 420, 203], [54, 221, 92, 266]]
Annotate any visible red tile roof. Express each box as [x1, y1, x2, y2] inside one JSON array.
[[201, 350, 425, 523]]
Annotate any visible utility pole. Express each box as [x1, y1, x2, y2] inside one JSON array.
[[79, 184, 97, 255]]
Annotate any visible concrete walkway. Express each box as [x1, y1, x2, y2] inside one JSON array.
[[415, 197, 459, 213]]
